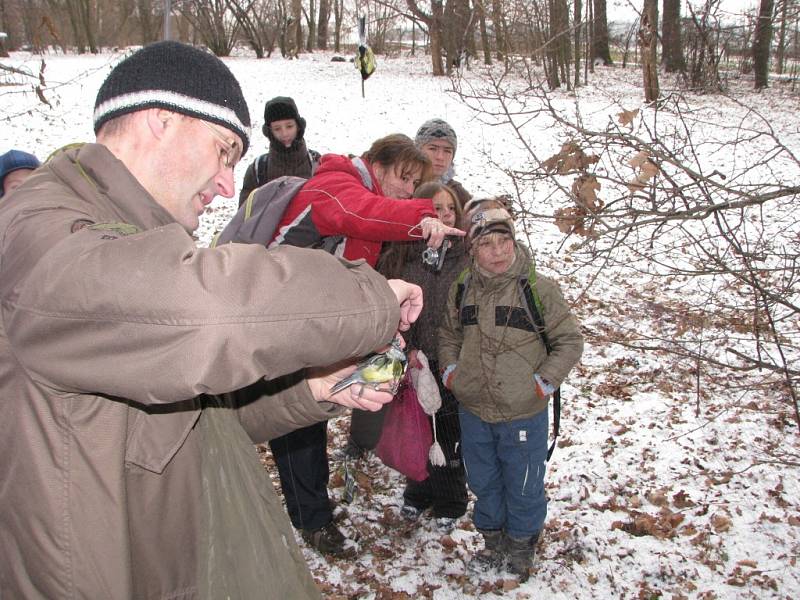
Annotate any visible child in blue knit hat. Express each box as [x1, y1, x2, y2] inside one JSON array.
[[0, 150, 40, 198]]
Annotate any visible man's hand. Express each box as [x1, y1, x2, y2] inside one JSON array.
[[419, 217, 465, 249], [387, 279, 423, 331], [307, 360, 396, 411]]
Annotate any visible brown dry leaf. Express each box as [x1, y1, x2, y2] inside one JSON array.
[[35, 85, 52, 108], [572, 175, 603, 211], [626, 177, 646, 193], [440, 535, 457, 549], [737, 559, 758, 568], [787, 515, 800, 526], [543, 142, 600, 175], [709, 471, 733, 485], [640, 160, 659, 179], [646, 489, 668, 507], [628, 150, 650, 168], [329, 470, 344, 488], [673, 490, 695, 509], [618, 108, 639, 126], [355, 471, 373, 495], [711, 513, 732, 533], [502, 579, 520, 592], [553, 207, 583, 234]]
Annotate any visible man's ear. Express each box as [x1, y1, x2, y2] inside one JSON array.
[[146, 109, 177, 140]]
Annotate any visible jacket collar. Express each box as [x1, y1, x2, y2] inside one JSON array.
[[49, 143, 177, 231]]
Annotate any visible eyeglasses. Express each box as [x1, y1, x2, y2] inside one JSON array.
[[198, 120, 242, 169]]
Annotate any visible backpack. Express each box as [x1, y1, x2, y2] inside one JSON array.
[[213, 175, 344, 253], [455, 261, 562, 461], [213, 176, 308, 248]]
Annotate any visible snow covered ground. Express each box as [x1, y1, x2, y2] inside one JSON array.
[[1, 47, 798, 599]]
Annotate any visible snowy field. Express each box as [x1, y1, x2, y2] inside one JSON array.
[[1, 47, 798, 599]]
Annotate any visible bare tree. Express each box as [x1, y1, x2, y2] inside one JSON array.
[[227, 0, 280, 58], [474, 0, 491, 65], [591, 0, 612, 65], [451, 66, 800, 434], [407, 0, 445, 75], [317, 0, 330, 49], [685, 0, 724, 92], [753, 0, 775, 89], [662, 0, 686, 72], [135, 0, 161, 44], [177, 0, 239, 56], [331, 0, 344, 51], [639, 0, 659, 101]]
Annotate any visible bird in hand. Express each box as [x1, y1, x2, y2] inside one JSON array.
[[329, 338, 408, 395]]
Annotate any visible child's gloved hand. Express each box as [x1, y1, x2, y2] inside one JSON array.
[[533, 374, 555, 400], [441, 364, 457, 390]]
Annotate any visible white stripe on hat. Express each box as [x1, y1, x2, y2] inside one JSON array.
[[93, 90, 250, 137]]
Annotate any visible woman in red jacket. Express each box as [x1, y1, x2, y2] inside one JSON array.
[[267, 134, 463, 557], [270, 133, 457, 266]]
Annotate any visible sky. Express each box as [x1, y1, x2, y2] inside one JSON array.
[[606, 0, 758, 23]]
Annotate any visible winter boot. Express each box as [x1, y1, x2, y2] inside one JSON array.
[[507, 532, 539, 583], [469, 528, 507, 572], [301, 521, 350, 557]]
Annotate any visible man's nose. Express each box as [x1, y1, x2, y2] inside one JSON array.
[[214, 167, 235, 198]]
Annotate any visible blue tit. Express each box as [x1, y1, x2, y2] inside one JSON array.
[[329, 339, 408, 395]]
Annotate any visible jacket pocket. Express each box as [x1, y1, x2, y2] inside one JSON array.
[[126, 403, 201, 474]]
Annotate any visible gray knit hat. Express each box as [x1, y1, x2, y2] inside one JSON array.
[[93, 41, 251, 154], [466, 206, 515, 245], [415, 118, 457, 155]]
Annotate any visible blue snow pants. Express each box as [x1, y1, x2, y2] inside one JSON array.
[[458, 405, 548, 539]]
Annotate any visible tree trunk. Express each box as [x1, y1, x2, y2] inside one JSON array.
[[305, 0, 316, 51], [317, 0, 329, 49], [775, 0, 788, 75], [289, 0, 302, 57], [491, 0, 506, 61], [639, 0, 659, 102], [476, 0, 492, 65], [591, 0, 612, 65], [407, 1, 445, 76], [753, 0, 774, 89], [332, 0, 342, 52], [662, 0, 686, 72], [443, 0, 472, 73], [574, 0, 582, 87]]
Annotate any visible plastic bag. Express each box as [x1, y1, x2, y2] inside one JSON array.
[[375, 373, 431, 482]]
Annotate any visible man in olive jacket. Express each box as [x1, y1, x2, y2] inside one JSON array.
[[0, 42, 422, 599]]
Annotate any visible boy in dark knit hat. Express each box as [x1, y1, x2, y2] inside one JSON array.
[[415, 118, 471, 208], [439, 202, 583, 582], [238, 96, 321, 206], [0, 149, 40, 198], [0, 40, 423, 600]]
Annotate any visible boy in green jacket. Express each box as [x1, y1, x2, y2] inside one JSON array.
[[438, 203, 584, 581]]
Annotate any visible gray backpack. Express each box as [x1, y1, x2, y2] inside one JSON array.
[[212, 176, 307, 248]]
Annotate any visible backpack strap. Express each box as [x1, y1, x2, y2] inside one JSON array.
[[517, 261, 560, 462], [256, 154, 269, 187], [454, 267, 471, 324]]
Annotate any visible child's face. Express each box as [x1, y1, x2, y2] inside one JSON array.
[[471, 232, 515, 274], [269, 119, 298, 147], [432, 190, 457, 227]]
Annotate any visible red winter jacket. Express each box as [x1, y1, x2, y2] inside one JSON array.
[[269, 154, 436, 266]]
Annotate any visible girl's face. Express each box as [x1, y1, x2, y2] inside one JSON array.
[[373, 162, 422, 199], [471, 232, 515, 275], [432, 190, 457, 227]]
